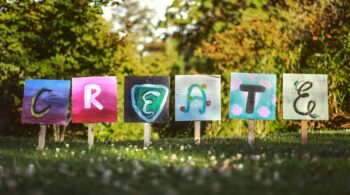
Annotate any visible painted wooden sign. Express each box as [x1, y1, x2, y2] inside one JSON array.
[[175, 75, 221, 121], [283, 73, 328, 120], [124, 76, 170, 123], [229, 73, 276, 120], [72, 76, 117, 123], [21, 80, 70, 124]]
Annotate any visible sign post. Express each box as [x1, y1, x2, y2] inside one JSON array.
[[194, 121, 201, 144], [38, 125, 46, 150], [283, 74, 328, 145], [144, 123, 152, 147], [301, 120, 308, 145], [21, 80, 71, 149], [175, 75, 221, 144], [248, 120, 255, 145], [88, 124, 94, 149], [229, 73, 277, 145]]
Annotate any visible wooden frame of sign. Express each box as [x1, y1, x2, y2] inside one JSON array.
[[72, 76, 118, 149], [21, 80, 71, 150], [283, 73, 329, 145], [229, 73, 277, 146], [124, 76, 170, 147], [175, 75, 221, 144]]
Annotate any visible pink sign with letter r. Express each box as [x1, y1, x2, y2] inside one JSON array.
[[72, 76, 117, 123]]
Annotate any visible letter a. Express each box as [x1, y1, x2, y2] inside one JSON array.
[[183, 84, 207, 114], [84, 84, 103, 110]]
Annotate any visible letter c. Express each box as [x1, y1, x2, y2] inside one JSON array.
[[31, 87, 52, 117]]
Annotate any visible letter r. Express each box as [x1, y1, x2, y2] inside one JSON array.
[[84, 84, 103, 110]]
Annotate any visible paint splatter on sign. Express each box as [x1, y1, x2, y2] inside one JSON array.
[[21, 80, 70, 124], [72, 76, 117, 123], [229, 73, 276, 120], [175, 75, 221, 121], [283, 74, 328, 120]]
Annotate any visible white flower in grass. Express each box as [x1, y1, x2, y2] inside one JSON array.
[[180, 145, 185, 151], [273, 171, 280, 181], [102, 169, 112, 184], [71, 151, 75, 156], [125, 148, 129, 152], [65, 144, 69, 148], [163, 155, 168, 160], [25, 164, 35, 177], [187, 144, 192, 149], [213, 160, 218, 166], [233, 163, 244, 171], [180, 157, 185, 162], [55, 148, 60, 152], [170, 154, 177, 161], [220, 153, 225, 159], [210, 155, 216, 161], [81, 150, 86, 155], [55, 154, 58, 158], [42, 152, 47, 156], [251, 155, 261, 161], [188, 156, 192, 161], [132, 160, 143, 172], [111, 143, 114, 147], [219, 166, 232, 177], [143, 147, 147, 150], [159, 147, 163, 151]]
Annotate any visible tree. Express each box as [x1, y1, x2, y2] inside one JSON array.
[[0, 0, 139, 138], [164, 0, 350, 134]]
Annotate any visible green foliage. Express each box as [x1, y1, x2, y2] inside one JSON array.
[[0, 0, 141, 138], [164, 0, 350, 135]]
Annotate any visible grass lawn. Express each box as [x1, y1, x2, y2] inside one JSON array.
[[1, 130, 350, 195]]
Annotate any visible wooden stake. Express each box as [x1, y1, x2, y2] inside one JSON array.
[[37, 125, 46, 150], [194, 121, 201, 144], [88, 123, 94, 149], [144, 123, 152, 147], [301, 120, 308, 145], [248, 120, 255, 146]]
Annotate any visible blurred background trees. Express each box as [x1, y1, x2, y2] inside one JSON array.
[[0, 0, 349, 140]]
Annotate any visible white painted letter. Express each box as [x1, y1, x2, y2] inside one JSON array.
[[84, 84, 103, 110]]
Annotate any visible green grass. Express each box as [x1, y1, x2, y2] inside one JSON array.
[[1, 130, 350, 195]]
